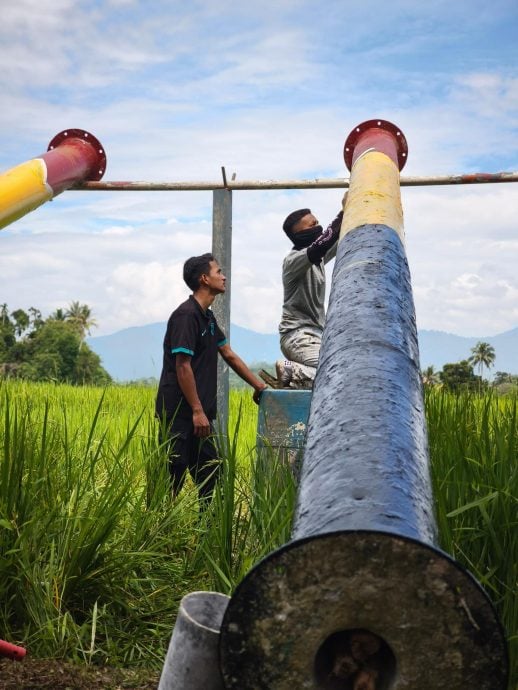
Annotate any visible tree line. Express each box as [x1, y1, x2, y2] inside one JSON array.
[[0, 302, 111, 385], [422, 340, 518, 392]]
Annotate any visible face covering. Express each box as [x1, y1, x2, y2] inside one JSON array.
[[290, 225, 323, 249]]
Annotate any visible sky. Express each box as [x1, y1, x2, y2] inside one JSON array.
[[1, 0, 518, 339]]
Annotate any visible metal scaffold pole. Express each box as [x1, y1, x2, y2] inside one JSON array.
[[212, 187, 232, 433], [78, 170, 518, 191]]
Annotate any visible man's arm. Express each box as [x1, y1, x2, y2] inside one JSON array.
[[307, 210, 343, 265], [218, 344, 267, 403], [175, 353, 211, 436], [307, 192, 348, 265]]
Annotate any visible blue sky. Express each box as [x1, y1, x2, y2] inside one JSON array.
[[1, 0, 518, 340]]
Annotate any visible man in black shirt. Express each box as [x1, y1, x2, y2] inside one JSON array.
[[156, 253, 267, 503]]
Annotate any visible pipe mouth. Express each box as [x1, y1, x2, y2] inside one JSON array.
[[343, 120, 408, 172], [219, 530, 508, 689], [47, 129, 107, 180], [314, 628, 396, 690], [180, 591, 230, 634]]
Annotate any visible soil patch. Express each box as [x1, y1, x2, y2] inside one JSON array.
[[0, 658, 160, 689]]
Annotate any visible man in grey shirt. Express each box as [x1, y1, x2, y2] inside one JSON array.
[[277, 199, 346, 388]]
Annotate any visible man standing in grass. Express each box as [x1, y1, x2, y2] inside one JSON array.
[[276, 194, 347, 389], [156, 253, 267, 504]]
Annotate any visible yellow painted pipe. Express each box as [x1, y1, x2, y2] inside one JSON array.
[[340, 150, 404, 242], [0, 159, 53, 229]]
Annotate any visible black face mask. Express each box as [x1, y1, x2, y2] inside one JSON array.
[[290, 225, 323, 249]]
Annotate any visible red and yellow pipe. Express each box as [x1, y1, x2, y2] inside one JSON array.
[[341, 119, 407, 242], [0, 129, 106, 230]]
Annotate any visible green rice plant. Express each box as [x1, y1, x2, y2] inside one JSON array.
[[190, 396, 296, 594], [0, 381, 201, 665], [426, 388, 517, 685], [193, 411, 253, 593], [1, 379, 515, 685], [0, 381, 283, 668], [248, 440, 297, 560]]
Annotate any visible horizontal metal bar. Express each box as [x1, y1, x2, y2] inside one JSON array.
[[75, 171, 518, 192]]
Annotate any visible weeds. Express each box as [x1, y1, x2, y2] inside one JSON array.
[[426, 388, 517, 682]]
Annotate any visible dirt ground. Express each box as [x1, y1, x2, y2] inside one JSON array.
[[0, 658, 160, 690]]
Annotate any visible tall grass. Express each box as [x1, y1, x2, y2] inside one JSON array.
[[194, 401, 296, 593], [0, 382, 192, 665], [0, 381, 516, 686], [426, 388, 517, 684], [0, 381, 294, 668]]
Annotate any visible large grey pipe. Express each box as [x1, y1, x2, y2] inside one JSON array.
[[219, 121, 508, 689]]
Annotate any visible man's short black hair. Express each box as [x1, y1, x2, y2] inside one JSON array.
[[183, 253, 216, 291], [282, 208, 311, 236]]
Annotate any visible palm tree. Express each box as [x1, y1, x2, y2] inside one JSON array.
[[421, 365, 440, 387], [11, 309, 29, 337], [28, 307, 44, 331], [469, 341, 496, 379], [65, 301, 97, 340], [50, 308, 67, 321], [0, 304, 9, 327]]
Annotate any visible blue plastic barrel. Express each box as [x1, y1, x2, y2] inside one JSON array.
[[256, 389, 312, 472]]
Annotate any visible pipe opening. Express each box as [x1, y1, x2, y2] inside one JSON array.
[[180, 591, 229, 633], [314, 629, 396, 690]]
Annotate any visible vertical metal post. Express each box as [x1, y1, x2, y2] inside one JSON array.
[[212, 188, 232, 432], [219, 121, 508, 690]]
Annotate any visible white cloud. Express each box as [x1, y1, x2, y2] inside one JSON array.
[[1, 1, 518, 342], [404, 184, 518, 335], [106, 260, 191, 330], [455, 73, 518, 117]]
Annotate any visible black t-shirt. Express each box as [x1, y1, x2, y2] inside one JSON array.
[[155, 296, 227, 421]]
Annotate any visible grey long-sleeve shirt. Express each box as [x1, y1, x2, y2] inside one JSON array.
[[279, 242, 337, 336]]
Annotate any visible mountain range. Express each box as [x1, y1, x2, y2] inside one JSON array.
[[87, 322, 518, 382]]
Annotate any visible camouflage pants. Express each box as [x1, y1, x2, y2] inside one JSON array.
[[280, 327, 322, 389]]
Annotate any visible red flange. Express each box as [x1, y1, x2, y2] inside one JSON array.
[[344, 119, 408, 172], [47, 128, 107, 181]]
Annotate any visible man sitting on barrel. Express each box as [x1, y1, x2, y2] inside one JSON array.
[[275, 194, 347, 388]]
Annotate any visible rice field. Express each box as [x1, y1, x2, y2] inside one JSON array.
[[0, 380, 516, 687]]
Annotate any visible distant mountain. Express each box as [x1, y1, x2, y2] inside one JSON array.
[[87, 323, 283, 382], [87, 323, 518, 382], [418, 328, 518, 375], [88, 322, 165, 382]]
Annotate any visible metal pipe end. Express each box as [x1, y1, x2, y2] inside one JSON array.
[[219, 531, 508, 689], [344, 120, 408, 172], [47, 129, 107, 180], [158, 591, 230, 690]]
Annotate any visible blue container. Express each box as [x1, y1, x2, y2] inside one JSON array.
[[257, 390, 312, 472]]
